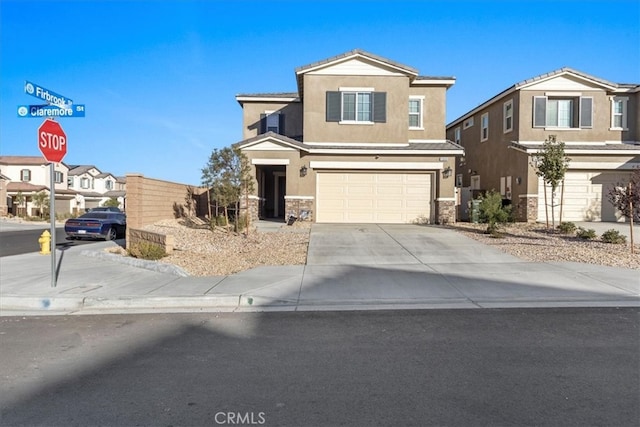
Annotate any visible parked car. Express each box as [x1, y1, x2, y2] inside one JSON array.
[[87, 206, 122, 213], [65, 211, 126, 240]]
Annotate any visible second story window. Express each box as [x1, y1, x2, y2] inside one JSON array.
[[533, 96, 592, 129], [481, 113, 489, 141], [326, 90, 386, 124], [259, 112, 284, 134], [20, 169, 31, 182], [503, 99, 513, 133], [611, 97, 628, 130], [408, 97, 423, 129], [80, 177, 90, 189], [105, 180, 113, 190], [454, 127, 461, 145], [54, 171, 63, 184]]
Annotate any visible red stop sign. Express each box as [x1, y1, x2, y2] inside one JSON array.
[[38, 118, 67, 163]]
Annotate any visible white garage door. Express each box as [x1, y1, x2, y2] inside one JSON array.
[[537, 171, 630, 222], [316, 172, 432, 223]]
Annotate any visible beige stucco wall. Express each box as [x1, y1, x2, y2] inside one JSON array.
[[302, 74, 410, 143], [240, 101, 303, 140], [408, 86, 448, 140]]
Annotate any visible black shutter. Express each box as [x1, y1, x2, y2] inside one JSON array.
[[373, 92, 386, 123], [580, 97, 593, 128], [259, 113, 267, 134], [279, 114, 285, 135], [533, 96, 546, 127], [326, 91, 341, 122]]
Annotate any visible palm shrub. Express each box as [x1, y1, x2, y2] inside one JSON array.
[[477, 190, 512, 235], [557, 221, 577, 234], [601, 229, 626, 244], [576, 227, 597, 240]]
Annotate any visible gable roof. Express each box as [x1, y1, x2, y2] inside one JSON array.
[[447, 67, 637, 128], [68, 165, 101, 176], [234, 131, 310, 152], [0, 155, 53, 166]]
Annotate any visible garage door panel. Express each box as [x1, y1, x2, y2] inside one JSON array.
[[317, 172, 432, 224]]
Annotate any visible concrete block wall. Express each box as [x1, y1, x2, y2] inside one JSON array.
[[128, 228, 175, 254]]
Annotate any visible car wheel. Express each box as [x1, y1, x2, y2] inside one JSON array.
[[105, 227, 117, 241]]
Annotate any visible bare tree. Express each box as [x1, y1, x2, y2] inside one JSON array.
[[607, 168, 639, 253]]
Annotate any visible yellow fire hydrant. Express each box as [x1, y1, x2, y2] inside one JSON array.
[[38, 230, 51, 255]]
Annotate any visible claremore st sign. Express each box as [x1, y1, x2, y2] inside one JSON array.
[[18, 104, 86, 118]]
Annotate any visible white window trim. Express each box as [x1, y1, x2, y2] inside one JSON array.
[[454, 127, 461, 144], [503, 99, 513, 133], [409, 96, 424, 130], [20, 169, 31, 182], [480, 112, 489, 142], [610, 96, 628, 130], [463, 117, 474, 129], [340, 91, 374, 124]]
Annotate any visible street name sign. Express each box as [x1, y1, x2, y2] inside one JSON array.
[[18, 104, 86, 118], [38, 118, 67, 163], [24, 81, 73, 107]]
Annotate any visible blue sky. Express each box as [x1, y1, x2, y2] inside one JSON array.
[[1, 0, 638, 184]]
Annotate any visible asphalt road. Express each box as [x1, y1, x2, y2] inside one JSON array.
[[1, 308, 638, 426], [0, 227, 98, 257]]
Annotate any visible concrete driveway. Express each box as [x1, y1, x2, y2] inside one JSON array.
[[307, 223, 521, 266]]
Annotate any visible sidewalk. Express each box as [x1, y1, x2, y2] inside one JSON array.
[[1, 224, 638, 315]]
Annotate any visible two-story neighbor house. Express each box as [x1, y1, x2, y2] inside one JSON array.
[[0, 156, 75, 216], [235, 50, 463, 224], [67, 165, 126, 211], [446, 68, 639, 223]]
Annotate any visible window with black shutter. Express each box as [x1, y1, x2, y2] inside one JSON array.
[[326, 90, 386, 123]]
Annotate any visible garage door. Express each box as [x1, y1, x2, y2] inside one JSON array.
[[537, 171, 630, 222], [316, 172, 432, 223]]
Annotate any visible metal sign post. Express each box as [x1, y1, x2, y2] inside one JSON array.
[[50, 163, 57, 287]]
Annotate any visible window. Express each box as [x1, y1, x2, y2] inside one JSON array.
[[259, 112, 284, 134], [409, 97, 423, 129], [533, 96, 592, 128], [67, 177, 73, 187], [105, 180, 113, 190], [20, 169, 31, 182], [80, 177, 91, 189], [454, 127, 461, 145], [326, 90, 386, 123], [463, 117, 474, 129], [611, 97, 628, 130], [480, 113, 489, 141], [54, 171, 63, 184], [503, 99, 513, 133]]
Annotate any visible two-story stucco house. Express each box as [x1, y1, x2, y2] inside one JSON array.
[[0, 156, 75, 216], [67, 165, 126, 211], [446, 68, 640, 223], [235, 50, 463, 224]]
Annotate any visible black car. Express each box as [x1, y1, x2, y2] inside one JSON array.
[[65, 211, 126, 240]]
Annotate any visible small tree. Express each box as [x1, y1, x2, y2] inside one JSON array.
[[102, 197, 120, 208], [531, 135, 571, 230], [32, 191, 49, 219], [14, 191, 26, 217], [607, 168, 639, 253], [201, 147, 254, 233], [478, 190, 512, 235]]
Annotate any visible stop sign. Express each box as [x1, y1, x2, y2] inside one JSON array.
[[38, 118, 67, 163]]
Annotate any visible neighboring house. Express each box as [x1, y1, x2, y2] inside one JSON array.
[[0, 173, 9, 216], [446, 68, 640, 222], [235, 49, 463, 224], [0, 156, 75, 216], [67, 165, 126, 211]]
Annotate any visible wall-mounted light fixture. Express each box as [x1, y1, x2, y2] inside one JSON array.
[[515, 177, 522, 185], [299, 165, 308, 177], [442, 166, 453, 179]]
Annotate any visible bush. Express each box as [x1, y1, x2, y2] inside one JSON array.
[[477, 190, 512, 235], [127, 241, 166, 260], [601, 229, 627, 244], [557, 221, 576, 234], [576, 227, 597, 240]]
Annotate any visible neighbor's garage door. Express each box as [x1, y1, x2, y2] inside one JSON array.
[[316, 172, 432, 223], [538, 171, 630, 222]]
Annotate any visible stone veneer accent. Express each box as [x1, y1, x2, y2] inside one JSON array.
[[436, 199, 456, 225], [239, 195, 261, 223], [516, 195, 538, 222], [128, 228, 174, 254], [285, 196, 314, 221]]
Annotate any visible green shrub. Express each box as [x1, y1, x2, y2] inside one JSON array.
[[477, 190, 512, 235], [601, 229, 627, 244], [128, 241, 166, 260], [557, 221, 577, 234], [576, 227, 597, 240]]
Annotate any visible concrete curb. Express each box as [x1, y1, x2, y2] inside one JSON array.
[[80, 250, 190, 277]]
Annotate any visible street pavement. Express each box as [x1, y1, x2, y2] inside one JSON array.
[[0, 221, 638, 315]]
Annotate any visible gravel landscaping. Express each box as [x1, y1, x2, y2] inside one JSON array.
[[139, 219, 639, 276]]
